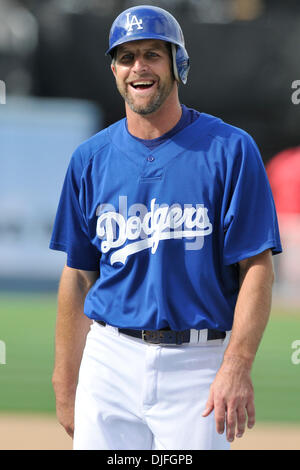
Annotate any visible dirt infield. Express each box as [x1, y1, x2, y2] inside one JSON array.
[[0, 413, 299, 450]]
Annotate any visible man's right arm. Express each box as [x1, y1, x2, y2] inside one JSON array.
[[52, 265, 99, 438]]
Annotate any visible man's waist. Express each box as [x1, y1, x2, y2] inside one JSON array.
[[96, 320, 226, 345]]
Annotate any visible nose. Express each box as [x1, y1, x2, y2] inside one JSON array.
[[131, 55, 149, 74]]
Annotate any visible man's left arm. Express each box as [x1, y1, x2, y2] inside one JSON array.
[[202, 248, 275, 443]]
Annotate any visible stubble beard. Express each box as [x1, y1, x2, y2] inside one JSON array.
[[117, 77, 175, 115]]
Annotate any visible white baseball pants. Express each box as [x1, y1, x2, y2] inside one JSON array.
[[73, 321, 231, 450]]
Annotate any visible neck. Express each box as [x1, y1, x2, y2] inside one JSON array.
[[126, 89, 182, 140]]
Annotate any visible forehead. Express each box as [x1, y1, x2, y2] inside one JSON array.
[[116, 39, 169, 54]]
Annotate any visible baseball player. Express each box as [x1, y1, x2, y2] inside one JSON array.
[[50, 5, 282, 450]]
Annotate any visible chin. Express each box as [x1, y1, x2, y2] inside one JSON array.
[[128, 93, 166, 115], [129, 101, 162, 115]]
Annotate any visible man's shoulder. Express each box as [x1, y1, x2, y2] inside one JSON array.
[[74, 118, 125, 163], [199, 112, 254, 146]]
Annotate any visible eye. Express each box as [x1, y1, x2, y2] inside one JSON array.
[[119, 53, 134, 63], [146, 51, 159, 58]]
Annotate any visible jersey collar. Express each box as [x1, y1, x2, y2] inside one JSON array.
[[107, 113, 220, 173]]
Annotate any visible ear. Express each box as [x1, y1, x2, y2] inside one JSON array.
[[111, 63, 116, 77]]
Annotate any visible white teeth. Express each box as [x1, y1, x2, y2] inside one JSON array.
[[132, 81, 154, 86]]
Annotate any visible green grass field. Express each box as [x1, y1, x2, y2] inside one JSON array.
[[0, 292, 299, 422]]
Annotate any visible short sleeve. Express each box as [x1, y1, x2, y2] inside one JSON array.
[[223, 134, 282, 265], [49, 147, 101, 270]]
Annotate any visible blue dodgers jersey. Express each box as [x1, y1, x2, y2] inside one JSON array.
[[50, 111, 282, 331]]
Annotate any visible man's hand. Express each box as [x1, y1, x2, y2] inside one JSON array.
[[202, 355, 255, 442], [53, 385, 76, 438]]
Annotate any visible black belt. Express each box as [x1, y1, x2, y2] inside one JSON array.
[[96, 321, 226, 345]]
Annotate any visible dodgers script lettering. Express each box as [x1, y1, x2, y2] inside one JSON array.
[[96, 197, 213, 264]]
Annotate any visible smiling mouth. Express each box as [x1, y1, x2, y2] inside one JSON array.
[[130, 80, 155, 90]]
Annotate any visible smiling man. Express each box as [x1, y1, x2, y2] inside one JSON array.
[[50, 5, 282, 450]]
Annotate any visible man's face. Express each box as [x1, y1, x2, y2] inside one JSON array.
[[111, 39, 176, 115]]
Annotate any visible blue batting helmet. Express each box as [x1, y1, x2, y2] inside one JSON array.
[[106, 5, 190, 84]]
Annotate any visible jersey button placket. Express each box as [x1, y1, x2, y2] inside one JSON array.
[[141, 154, 162, 180]]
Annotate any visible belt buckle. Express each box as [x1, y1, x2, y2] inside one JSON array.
[[142, 330, 161, 344], [142, 330, 183, 345]]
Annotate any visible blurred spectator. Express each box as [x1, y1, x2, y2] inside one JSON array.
[[44, 0, 119, 16], [267, 147, 300, 214], [0, 0, 38, 94], [187, 0, 264, 23], [266, 147, 300, 302]]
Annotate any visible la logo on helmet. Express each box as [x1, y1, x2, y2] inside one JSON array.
[[126, 12, 143, 31]]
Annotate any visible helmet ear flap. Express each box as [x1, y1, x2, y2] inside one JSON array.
[[171, 44, 190, 85], [171, 44, 180, 83]]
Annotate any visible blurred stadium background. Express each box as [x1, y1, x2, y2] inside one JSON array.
[[0, 0, 299, 450]]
